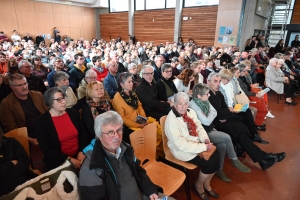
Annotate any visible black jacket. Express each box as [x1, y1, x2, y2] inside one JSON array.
[[153, 64, 162, 82], [136, 78, 170, 111], [0, 137, 37, 196], [156, 77, 178, 101], [79, 140, 159, 200], [26, 75, 47, 94], [35, 108, 89, 170]]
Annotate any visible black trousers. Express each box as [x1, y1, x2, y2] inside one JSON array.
[[145, 107, 172, 121], [284, 83, 294, 98], [236, 108, 259, 136], [215, 121, 266, 163]]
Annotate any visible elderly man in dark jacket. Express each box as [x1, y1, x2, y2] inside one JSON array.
[[79, 111, 172, 200], [136, 65, 172, 121]]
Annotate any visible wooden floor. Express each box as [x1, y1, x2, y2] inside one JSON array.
[[31, 91, 300, 200]]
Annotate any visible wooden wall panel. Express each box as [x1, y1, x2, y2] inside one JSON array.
[[134, 9, 175, 44], [0, 0, 96, 45], [291, 0, 300, 24], [100, 12, 129, 42], [181, 6, 218, 47]]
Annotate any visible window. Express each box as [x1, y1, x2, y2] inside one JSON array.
[[109, 0, 128, 12], [136, 0, 145, 10], [146, 0, 166, 10], [166, 0, 176, 8], [184, 0, 219, 7]]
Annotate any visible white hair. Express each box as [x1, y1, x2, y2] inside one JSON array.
[[85, 69, 97, 78], [269, 58, 278, 65], [94, 111, 123, 137], [174, 92, 189, 105]]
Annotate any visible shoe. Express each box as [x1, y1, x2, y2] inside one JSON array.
[[266, 111, 275, 118], [265, 152, 286, 162], [251, 134, 269, 144], [192, 184, 209, 200], [295, 91, 300, 95], [256, 125, 266, 131], [232, 159, 251, 173], [285, 101, 297, 106], [258, 157, 278, 170], [204, 188, 219, 198], [216, 169, 231, 183], [261, 123, 266, 128]]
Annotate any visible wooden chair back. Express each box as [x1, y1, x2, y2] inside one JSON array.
[[5, 127, 30, 157], [160, 116, 197, 170], [129, 122, 157, 164]]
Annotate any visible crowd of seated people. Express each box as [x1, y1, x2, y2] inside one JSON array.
[[0, 29, 298, 198]]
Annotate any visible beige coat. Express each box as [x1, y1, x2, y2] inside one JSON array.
[[266, 65, 286, 94]]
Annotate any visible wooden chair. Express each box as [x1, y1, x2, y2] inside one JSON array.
[[160, 116, 197, 200], [5, 127, 42, 175], [129, 122, 186, 196]]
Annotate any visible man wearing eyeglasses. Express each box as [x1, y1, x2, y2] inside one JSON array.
[[136, 65, 172, 121], [79, 111, 172, 200], [0, 74, 48, 146]]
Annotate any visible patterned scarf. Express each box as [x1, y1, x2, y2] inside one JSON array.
[[120, 90, 138, 109], [87, 98, 112, 119], [93, 66, 104, 73], [193, 98, 210, 117], [181, 113, 198, 137]]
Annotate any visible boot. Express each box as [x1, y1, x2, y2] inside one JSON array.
[[232, 159, 251, 173], [216, 169, 231, 183]]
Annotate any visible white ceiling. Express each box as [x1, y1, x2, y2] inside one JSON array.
[[32, 0, 108, 8]]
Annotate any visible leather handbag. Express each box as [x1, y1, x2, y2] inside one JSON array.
[[235, 93, 250, 105], [200, 145, 217, 161]]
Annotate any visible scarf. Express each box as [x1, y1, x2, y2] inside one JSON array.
[[93, 66, 104, 73], [74, 64, 86, 73], [193, 98, 210, 117], [172, 107, 198, 137], [87, 98, 112, 119], [120, 90, 138, 109]]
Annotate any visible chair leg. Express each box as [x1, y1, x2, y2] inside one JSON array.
[[183, 168, 192, 200]]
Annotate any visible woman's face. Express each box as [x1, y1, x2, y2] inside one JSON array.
[[34, 58, 42, 66], [129, 65, 138, 75], [121, 76, 133, 92], [239, 69, 247, 77], [162, 68, 173, 80], [92, 84, 104, 98], [193, 65, 201, 74], [221, 78, 230, 85], [174, 98, 189, 115], [197, 90, 210, 101], [200, 63, 206, 70], [233, 70, 240, 78], [276, 62, 283, 70], [56, 78, 69, 87], [51, 92, 67, 112]]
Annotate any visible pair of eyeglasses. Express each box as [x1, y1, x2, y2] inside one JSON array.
[[102, 127, 123, 138], [11, 82, 28, 87], [54, 96, 67, 103], [164, 70, 172, 73], [143, 72, 154, 76]]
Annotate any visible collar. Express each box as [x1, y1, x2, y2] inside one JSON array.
[[74, 64, 86, 73], [103, 146, 122, 159], [172, 106, 190, 118], [141, 78, 154, 86]]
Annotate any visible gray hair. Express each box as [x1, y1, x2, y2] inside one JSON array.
[[85, 69, 97, 78], [192, 83, 210, 99], [161, 63, 172, 72], [109, 50, 118, 59], [273, 53, 283, 59], [94, 111, 123, 137], [127, 63, 137, 71], [53, 71, 69, 84], [43, 87, 65, 108], [8, 73, 26, 85], [269, 58, 278, 65], [119, 72, 132, 85], [141, 65, 154, 74], [174, 92, 189, 105], [154, 55, 164, 61], [237, 64, 247, 72], [278, 59, 284, 64], [207, 72, 220, 81], [52, 57, 63, 63], [18, 59, 31, 69]]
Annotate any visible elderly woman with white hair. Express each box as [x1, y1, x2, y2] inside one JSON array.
[[266, 58, 297, 105], [189, 83, 250, 183], [165, 92, 220, 200]]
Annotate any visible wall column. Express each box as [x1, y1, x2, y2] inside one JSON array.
[[94, 8, 100, 39], [174, 0, 183, 43], [128, 0, 134, 36]]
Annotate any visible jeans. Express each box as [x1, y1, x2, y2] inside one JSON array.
[[208, 129, 237, 169]]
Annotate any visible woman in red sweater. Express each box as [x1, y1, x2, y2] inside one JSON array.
[[35, 87, 89, 170]]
